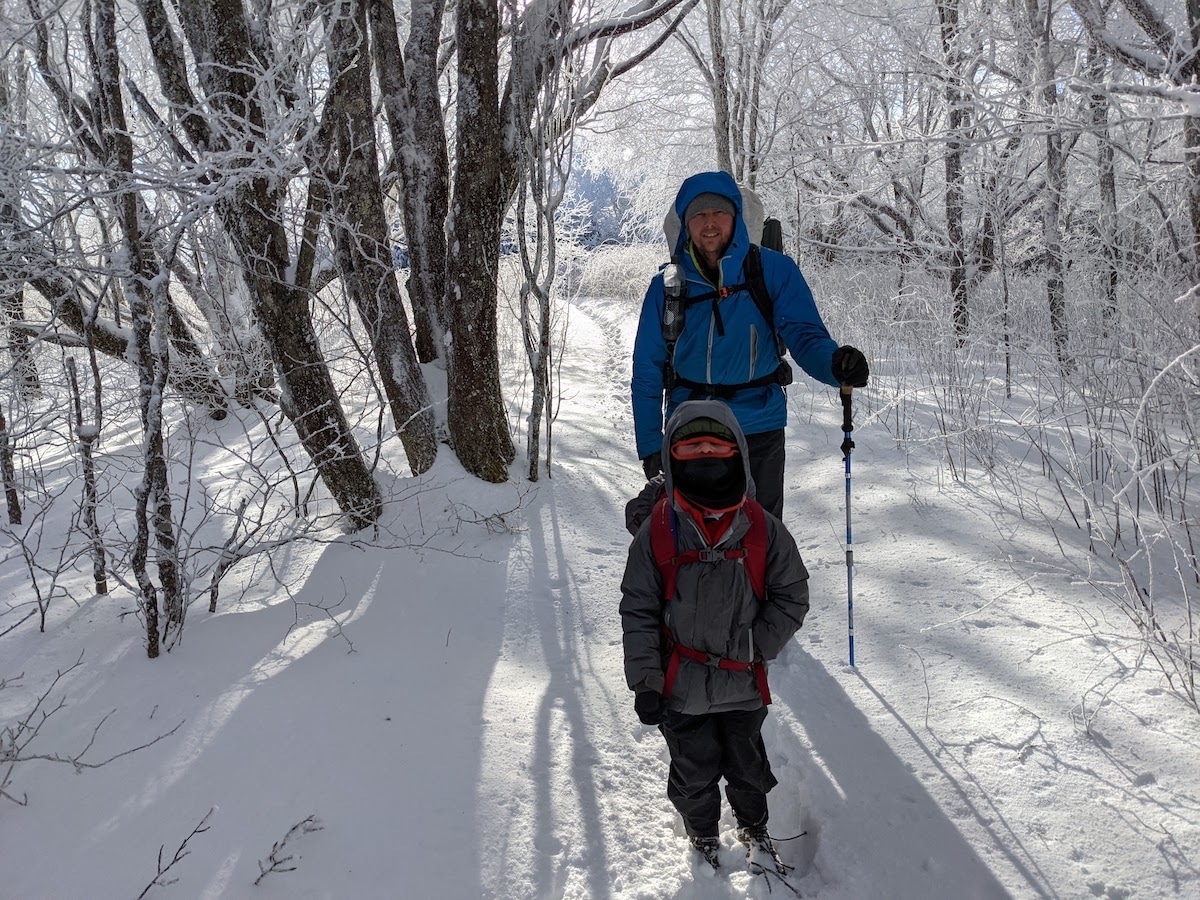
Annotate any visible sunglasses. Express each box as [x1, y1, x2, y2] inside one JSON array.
[[670, 436, 739, 460]]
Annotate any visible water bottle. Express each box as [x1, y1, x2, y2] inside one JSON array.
[[662, 258, 686, 342]]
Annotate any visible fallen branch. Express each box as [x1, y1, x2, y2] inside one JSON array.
[[1, 653, 183, 805]]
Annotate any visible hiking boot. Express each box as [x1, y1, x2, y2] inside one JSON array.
[[689, 835, 721, 870], [737, 825, 790, 874]]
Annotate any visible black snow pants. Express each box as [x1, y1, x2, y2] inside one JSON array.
[[744, 428, 786, 519], [659, 706, 777, 838]]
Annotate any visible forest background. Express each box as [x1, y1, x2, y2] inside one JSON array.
[[0, 0, 1198, 896]]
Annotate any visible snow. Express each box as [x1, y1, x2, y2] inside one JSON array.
[[2, 292, 1198, 899]]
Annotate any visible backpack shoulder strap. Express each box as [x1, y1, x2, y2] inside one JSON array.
[[743, 245, 785, 355], [652, 496, 768, 602], [649, 496, 680, 602], [741, 499, 769, 601]]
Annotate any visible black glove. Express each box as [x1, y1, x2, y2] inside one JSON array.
[[641, 451, 663, 480], [832, 345, 870, 387], [634, 689, 668, 725]]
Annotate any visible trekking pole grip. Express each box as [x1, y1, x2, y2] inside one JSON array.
[[840, 385, 854, 458]]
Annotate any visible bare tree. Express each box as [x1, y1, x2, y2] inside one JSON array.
[[938, 0, 972, 342], [1070, 0, 1200, 286], [443, 0, 515, 483], [1014, 0, 1071, 371], [705, 0, 735, 174], [322, 0, 438, 474], [693, 0, 787, 186], [370, 0, 453, 367], [0, 404, 19, 526], [371, 0, 696, 481], [90, 0, 181, 654], [65, 358, 106, 595], [511, 7, 577, 481], [0, 66, 40, 399], [147, 0, 383, 527]]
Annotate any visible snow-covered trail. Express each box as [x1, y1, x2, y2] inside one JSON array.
[[476, 296, 1012, 898], [5, 290, 1194, 899]]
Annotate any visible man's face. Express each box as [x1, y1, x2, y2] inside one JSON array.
[[687, 208, 735, 262]]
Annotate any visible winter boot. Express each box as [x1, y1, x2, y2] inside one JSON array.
[[737, 825, 790, 875], [689, 835, 721, 870]]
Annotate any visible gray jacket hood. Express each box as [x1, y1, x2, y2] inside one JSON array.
[[661, 399, 757, 506]]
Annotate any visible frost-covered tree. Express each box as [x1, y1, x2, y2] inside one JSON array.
[[91, 0, 180, 654], [143, 0, 383, 526], [322, 0, 438, 474], [373, 0, 697, 481], [1070, 0, 1200, 287]]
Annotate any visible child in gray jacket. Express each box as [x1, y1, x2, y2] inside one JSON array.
[[620, 399, 810, 871]]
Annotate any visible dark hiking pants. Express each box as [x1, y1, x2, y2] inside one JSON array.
[[659, 706, 777, 838], [745, 428, 786, 519]]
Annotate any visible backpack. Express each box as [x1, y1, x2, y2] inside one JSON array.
[[647, 495, 772, 705]]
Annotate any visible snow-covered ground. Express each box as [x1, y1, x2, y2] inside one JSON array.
[[2, 293, 1197, 899]]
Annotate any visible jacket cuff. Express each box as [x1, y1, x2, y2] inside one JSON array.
[[637, 671, 665, 694]]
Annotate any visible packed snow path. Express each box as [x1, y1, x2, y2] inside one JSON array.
[[471, 295, 1197, 899], [474, 296, 1012, 899]]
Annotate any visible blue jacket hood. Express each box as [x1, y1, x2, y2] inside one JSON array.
[[672, 171, 752, 268]]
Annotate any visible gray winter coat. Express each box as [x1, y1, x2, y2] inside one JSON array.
[[620, 400, 811, 715]]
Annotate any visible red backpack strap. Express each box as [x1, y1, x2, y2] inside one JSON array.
[[649, 496, 680, 602], [740, 500, 769, 601], [649, 497, 682, 699], [742, 500, 772, 705]]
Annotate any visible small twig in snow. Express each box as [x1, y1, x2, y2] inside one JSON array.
[[137, 807, 215, 899], [254, 814, 323, 886]]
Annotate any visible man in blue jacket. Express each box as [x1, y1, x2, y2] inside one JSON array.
[[632, 171, 869, 518]]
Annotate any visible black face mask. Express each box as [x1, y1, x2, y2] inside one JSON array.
[[672, 454, 745, 510]]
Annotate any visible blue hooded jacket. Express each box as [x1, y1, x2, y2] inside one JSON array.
[[632, 171, 840, 460]]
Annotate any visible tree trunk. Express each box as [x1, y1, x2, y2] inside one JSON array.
[[1027, 0, 1070, 371], [1084, 38, 1119, 329], [370, 0, 452, 367], [1187, 109, 1200, 289], [447, 0, 515, 482], [938, 0, 969, 343], [171, 0, 381, 527], [66, 359, 107, 594], [706, 0, 734, 175], [325, 0, 438, 475], [0, 58, 40, 398], [1183, 0, 1199, 287], [1, 287, 39, 398], [0, 405, 20, 526], [93, 0, 180, 652]]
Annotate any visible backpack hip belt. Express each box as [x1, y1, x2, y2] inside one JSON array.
[[662, 630, 772, 706], [672, 362, 793, 400]]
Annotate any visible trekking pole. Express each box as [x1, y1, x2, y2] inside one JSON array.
[[840, 385, 856, 667]]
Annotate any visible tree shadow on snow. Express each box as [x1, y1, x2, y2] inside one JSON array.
[[479, 481, 615, 900], [766, 644, 1041, 899]]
